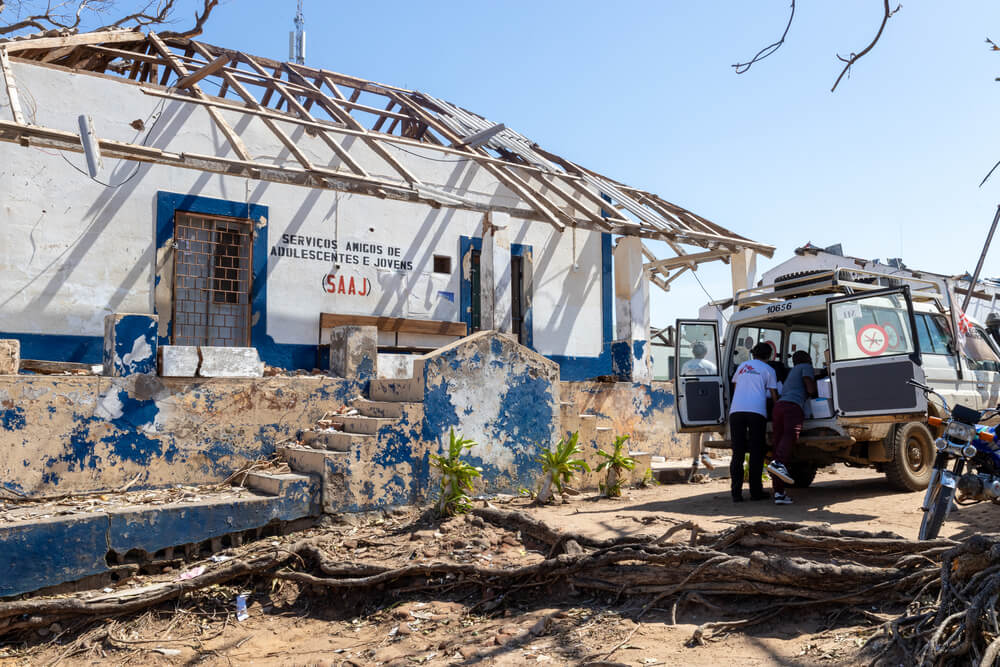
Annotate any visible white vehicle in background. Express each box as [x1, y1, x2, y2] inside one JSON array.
[[673, 268, 1000, 491]]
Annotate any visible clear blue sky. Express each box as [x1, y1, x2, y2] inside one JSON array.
[[103, 2, 1000, 324]]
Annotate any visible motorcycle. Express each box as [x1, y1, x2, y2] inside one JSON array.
[[909, 379, 1000, 540]]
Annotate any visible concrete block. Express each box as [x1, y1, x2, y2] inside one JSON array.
[[378, 353, 415, 379], [329, 325, 377, 381], [198, 347, 264, 377], [159, 345, 199, 377], [369, 378, 424, 402], [103, 313, 158, 377], [0, 339, 19, 375], [351, 398, 423, 419]]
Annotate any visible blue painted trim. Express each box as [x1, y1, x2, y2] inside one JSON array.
[[0, 332, 103, 365], [600, 231, 613, 346], [459, 235, 482, 335], [460, 231, 613, 379], [155, 192, 317, 370], [511, 242, 534, 350], [457, 237, 535, 351], [547, 232, 615, 380]]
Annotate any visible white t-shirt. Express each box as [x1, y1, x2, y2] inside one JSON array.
[[729, 359, 778, 417]]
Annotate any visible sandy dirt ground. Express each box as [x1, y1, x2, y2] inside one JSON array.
[[2, 465, 991, 667]]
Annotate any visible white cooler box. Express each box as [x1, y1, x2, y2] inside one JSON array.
[[806, 397, 833, 419]]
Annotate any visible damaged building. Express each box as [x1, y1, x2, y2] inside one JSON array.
[[0, 29, 772, 596]]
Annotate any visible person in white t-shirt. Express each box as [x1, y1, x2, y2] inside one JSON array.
[[681, 341, 720, 477], [729, 343, 778, 502]]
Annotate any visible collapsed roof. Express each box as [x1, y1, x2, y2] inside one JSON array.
[[0, 29, 774, 288]]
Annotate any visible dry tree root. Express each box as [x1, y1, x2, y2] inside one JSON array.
[[863, 534, 1000, 666], [0, 505, 974, 654]]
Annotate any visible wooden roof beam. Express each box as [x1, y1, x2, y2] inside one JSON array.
[[146, 32, 252, 162], [175, 53, 231, 89]]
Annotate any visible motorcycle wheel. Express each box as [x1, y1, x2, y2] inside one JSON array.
[[918, 484, 953, 540]]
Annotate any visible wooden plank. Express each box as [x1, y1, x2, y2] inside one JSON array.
[[146, 32, 252, 162], [2, 30, 146, 53], [0, 47, 25, 125], [20, 359, 98, 374], [320, 313, 467, 337], [176, 53, 231, 89]]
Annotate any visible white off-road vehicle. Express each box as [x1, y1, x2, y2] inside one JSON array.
[[674, 268, 1000, 491]]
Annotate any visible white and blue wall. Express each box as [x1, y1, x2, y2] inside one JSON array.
[[0, 57, 618, 380]]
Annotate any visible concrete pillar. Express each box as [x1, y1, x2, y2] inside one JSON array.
[[103, 314, 158, 377], [612, 237, 651, 383], [0, 340, 19, 375], [329, 325, 377, 381], [730, 248, 757, 295], [480, 212, 513, 333]]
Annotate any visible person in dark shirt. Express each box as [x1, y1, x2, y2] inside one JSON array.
[[767, 350, 816, 505]]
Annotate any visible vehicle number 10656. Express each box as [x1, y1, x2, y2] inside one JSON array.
[[766, 303, 792, 314]]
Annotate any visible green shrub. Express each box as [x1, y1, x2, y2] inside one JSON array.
[[536, 431, 590, 503], [429, 428, 481, 516]]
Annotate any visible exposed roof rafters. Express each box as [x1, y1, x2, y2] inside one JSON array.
[[0, 29, 775, 267]]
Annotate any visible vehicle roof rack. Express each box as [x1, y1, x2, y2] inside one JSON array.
[[733, 267, 944, 310]]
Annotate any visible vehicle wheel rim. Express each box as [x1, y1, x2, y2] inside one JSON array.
[[906, 436, 927, 473]]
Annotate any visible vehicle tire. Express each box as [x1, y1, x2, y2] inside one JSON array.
[[885, 423, 935, 491], [787, 462, 819, 488], [918, 484, 953, 540]]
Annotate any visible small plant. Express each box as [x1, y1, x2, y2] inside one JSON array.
[[636, 466, 658, 488], [596, 434, 636, 498], [430, 428, 481, 516], [536, 431, 590, 503]]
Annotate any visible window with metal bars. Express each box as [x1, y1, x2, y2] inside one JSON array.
[[172, 212, 252, 347]]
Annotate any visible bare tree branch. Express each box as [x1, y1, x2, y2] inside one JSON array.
[[160, 0, 218, 39], [0, 0, 219, 38], [830, 1, 901, 92], [732, 1, 795, 75]]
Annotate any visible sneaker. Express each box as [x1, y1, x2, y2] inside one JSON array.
[[767, 461, 795, 485], [774, 492, 793, 505], [699, 453, 717, 470]]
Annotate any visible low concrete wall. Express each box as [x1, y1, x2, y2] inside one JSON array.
[[1, 375, 363, 497], [419, 332, 561, 496], [560, 380, 684, 460]]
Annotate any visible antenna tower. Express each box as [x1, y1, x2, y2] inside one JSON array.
[[290, 0, 305, 65]]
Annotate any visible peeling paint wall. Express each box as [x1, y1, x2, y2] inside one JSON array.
[[420, 332, 560, 495], [560, 381, 684, 462], [0, 375, 363, 497]]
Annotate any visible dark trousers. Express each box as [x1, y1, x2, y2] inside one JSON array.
[[730, 411, 766, 500], [771, 400, 804, 494]]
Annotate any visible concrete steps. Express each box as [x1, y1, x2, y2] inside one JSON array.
[[337, 415, 396, 435], [300, 429, 373, 452], [650, 456, 733, 483], [243, 472, 312, 497]]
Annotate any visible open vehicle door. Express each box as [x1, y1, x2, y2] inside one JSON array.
[[827, 287, 928, 418], [674, 319, 726, 431]]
